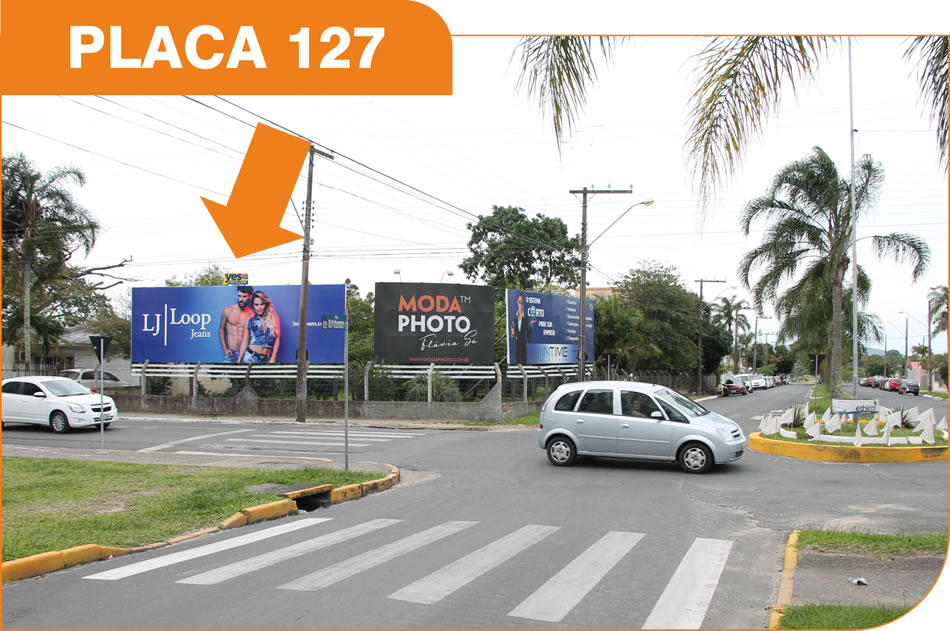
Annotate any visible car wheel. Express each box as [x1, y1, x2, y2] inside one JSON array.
[[914, 392, 919, 396], [546, 436, 576, 467], [50, 411, 71, 434], [103, 422, 112, 429], [743, 389, 748, 396], [678, 442, 713, 474]]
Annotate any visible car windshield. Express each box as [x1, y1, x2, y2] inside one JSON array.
[[655, 388, 709, 418], [41, 379, 91, 397]]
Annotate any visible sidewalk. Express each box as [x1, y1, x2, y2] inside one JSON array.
[[116, 410, 502, 431]]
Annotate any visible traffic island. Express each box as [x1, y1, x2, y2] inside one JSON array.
[[749, 433, 947, 463]]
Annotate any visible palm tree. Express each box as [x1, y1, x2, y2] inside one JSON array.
[[2, 153, 97, 371], [930, 285, 948, 335], [738, 146, 929, 395], [514, 36, 948, 206], [711, 295, 750, 373], [593, 294, 660, 373]]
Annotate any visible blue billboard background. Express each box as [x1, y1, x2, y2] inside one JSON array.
[[505, 289, 594, 365], [132, 285, 345, 363]]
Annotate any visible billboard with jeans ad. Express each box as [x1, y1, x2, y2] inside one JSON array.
[[506, 289, 594, 365], [374, 282, 495, 364], [131, 285, 346, 363]]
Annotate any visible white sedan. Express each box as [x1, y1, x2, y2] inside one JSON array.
[[1, 376, 117, 433]]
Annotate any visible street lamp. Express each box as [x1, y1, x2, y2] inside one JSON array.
[[751, 315, 770, 374], [900, 310, 928, 384], [440, 270, 455, 283], [393, 269, 403, 282], [570, 186, 653, 382]]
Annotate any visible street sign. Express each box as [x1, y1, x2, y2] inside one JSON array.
[[89, 335, 112, 363], [831, 399, 879, 414]]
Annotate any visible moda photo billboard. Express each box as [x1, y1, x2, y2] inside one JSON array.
[[132, 285, 346, 363], [506, 289, 594, 365], [374, 282, 495, 364]]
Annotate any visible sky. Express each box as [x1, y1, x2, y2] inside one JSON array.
[[1, 3, 947, 363]]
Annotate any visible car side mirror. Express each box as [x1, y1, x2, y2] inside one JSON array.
[[650, 410, 664, 420], [33, 391, 46, 398]]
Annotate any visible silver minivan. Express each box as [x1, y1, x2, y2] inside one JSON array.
[[538, 381, 747, 473]]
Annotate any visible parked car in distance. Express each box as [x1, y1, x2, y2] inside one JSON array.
[[538, 381, 748, 473], [733, 374, 754, 392], [899, 379, 920, 396], [751, 374, 767, 390], [60, 368, 130, 391], [721, 378, 748, 396], [1, 376, 117, 433], [882, 378, 902, 392]]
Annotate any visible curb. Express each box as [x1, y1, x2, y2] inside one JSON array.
[[748, 433, 948, 463], [769, 530, 801, 629], [1, 464, 400, 583]]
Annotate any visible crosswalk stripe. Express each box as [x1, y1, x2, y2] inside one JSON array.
[[508, 531, 644, 623], [271, 431, 423, 439], [388, 524, 560, 605], [641, 538, 733, 629], [83, 519, 330, 581], [138, 429, 254, 452], [177, 519, 403, 585], [279, 521, 478, 592], [225, 438, 372, 447], [262, 434, 396, 442]]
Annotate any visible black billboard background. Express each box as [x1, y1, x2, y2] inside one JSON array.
[[374, 283, 496, 364]]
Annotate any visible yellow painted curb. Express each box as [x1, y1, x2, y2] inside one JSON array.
[[220, 512, 248, 529], [2, 551, 64, 582], [281, 484, 333, 500], [241, 498, 298, 523], [769, 530, 801, 629], [330, 484, 364, 504], [749, 433, 948, 463]]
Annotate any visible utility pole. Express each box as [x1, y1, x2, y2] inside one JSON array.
[[904, 317, 909, 378], [751, 315, 770, 374], [296, 146, 334, 424], [694, 279, 725, 393], [570, 186, 633, 381], [928, 290, 934, 391]]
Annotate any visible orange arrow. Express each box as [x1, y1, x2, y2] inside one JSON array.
[[203, 123, 311, 258]]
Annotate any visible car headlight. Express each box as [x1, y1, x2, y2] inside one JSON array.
[[717, 428, 733, 440], [67, 403, 86, 413]]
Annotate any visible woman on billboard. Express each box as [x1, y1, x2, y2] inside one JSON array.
[[239, 290, 281, 364]]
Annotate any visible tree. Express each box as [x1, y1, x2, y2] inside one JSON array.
[[592, 294, 660, 373], [345, 280, 375, 366], [613, 261, 700, 373], [461, 205, 581, 290], [2, 153, 129, 369], [930, 285, 948, 336], [711, 295, 750, 373], [165, 263, 228, 287], [514, 36, 948, 208], [738, 146, 929, 395]]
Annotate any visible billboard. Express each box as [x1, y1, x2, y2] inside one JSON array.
[[506, 289, 594, 365], [374, 282, 495, 364], [132, 285, 346, 363]]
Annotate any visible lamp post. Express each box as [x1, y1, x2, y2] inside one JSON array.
[[928, 288, 935, 391], [751, 315, 770, 374], [570, 186, 653, 381], [440, 270, 454, 283], [900, 310, 929, 385], [393, 269, 403, 282]]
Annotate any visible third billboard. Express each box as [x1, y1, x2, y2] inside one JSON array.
[[506, 289, 594, 365]]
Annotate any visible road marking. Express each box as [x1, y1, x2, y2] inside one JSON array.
[[641, 538, 733, 629], [138, 429, 254, 452], [389, 524, 560, 605], [279, 521, 478, 592], [508, 531, 644, 623], [177, 519, 403, 585], [271, 430, 424, 439], [173, 450, 332, 462], [83, 519, 330, 581], [225, 438, 372, 447], [263, 432, 396, 442]]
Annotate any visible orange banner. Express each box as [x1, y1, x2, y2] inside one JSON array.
[[0, 0, 452, 95]]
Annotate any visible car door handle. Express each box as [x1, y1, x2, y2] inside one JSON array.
[[621, 424, 630, 428], [575, 419, 584, 424]]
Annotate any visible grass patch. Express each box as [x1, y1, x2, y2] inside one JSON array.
[[1, 457, 380, 561], [466, 412, 540, 427], [777, 603, 911, 629], [796, 530, 948, 560], [925, 391, 948, 400]]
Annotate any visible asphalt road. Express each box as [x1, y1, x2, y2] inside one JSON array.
[[2, 384, 947, 629]]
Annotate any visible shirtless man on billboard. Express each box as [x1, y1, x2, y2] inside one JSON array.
[[219, 285, 254, 362]]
